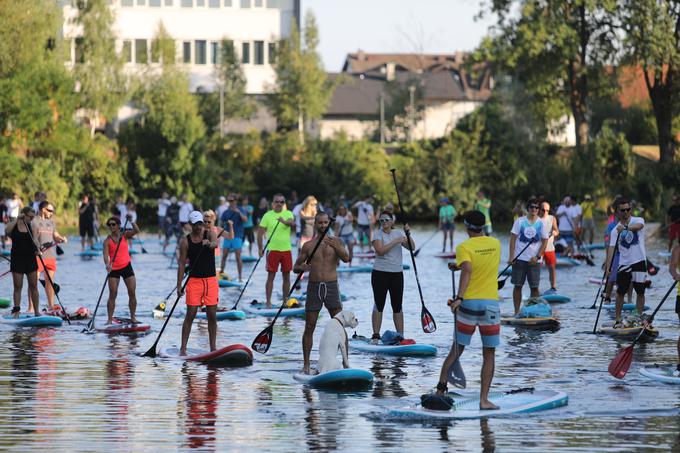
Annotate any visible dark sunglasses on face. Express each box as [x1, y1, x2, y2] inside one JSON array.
[[528, 205, 539, 209], [107, 223, 117, 227], [274, 200, 284, 204], [619, 207, 631, 213], [538, 208, 546, 212]]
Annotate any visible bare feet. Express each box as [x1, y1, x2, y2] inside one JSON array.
[[179, 349, 187, 356], [106, 318, 113, 325], [130, 317, 138, 324], [479, 399, 499, 410]]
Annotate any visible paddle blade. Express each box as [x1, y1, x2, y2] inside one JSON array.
[[447, 359, 466, 389], [141, 246, 149, 254], [142, 346, 158, 358], [413, 248, 421, 257], [56, 245, 64, 256], [585, 257, 595, 266], [497, 278, 507, 290], [608, 345, 634, 379], [421, 307, 437, 333], [252, 326, 273, 354]]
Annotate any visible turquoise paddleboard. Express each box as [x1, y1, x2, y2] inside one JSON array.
[[218, 279, 243, 288], [243, 303, 305, 317], [2, 314, 63, 327], [294, 368, 373, 390], [349, 337, 437, 357], [196, 309, 246, 321]]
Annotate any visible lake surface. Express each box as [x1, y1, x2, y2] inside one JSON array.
[[0, 227, 678, 452]]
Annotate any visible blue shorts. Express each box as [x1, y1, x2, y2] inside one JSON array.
[[455, 299, 500, 348], [441, 221, 455, 231], [222, 237, 243, 251], [561, 231, 574, 245], [607, 253, 619, 283]]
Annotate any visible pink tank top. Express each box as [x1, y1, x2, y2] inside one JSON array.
[[108, 235, 131, 270]]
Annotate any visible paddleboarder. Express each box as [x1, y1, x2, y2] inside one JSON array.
[[258, 194, 296, 308], [370, 211, 414, 341], [103, 215, 140, 324], [335, 204, 355, 265], [438, 197, 456, 253], [605, 198, 648, 327], [474, 191, 492, 236], [294, 211, 349, 375], [669, 244, 680, 375], [33, 201, 67, 311], [509, 199, 549, 316], [434, 210, 501, 410], [6, 207, 41, 317], [178, 211, 220, 356], [539, 201, 559, 292]]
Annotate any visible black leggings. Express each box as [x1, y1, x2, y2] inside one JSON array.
[[371, 270, 404, 313]]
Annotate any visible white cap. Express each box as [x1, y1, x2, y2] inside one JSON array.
[[189, 211, 204, 224], [219, 195, 226, 201]]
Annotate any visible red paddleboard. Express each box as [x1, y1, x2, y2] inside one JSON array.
[[434, 252, 456, 259], [159, 344, 253, 367], [95, 318, 150, 334]]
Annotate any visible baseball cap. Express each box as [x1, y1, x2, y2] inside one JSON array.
[[189, 211, 204, 224]]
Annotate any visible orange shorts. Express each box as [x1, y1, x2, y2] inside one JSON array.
[[37, 257, 57, 273], [185, 277, 219, 307], [543, 251, 556, 266]]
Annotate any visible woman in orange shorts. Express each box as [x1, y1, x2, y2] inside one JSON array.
[[177, 211, 220, 356]]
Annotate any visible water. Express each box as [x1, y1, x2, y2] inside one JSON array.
[[0, 229, 679, 452]]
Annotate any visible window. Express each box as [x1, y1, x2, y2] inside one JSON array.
[[268, 42, 276, 64], [240, 0, 250, 7], [135, 39, 148, 63], [208, 0, 219, 6], [75, 38, 85, 63], [121, 0, 133, 5], [122, 40, 132, 63], [136, 0, 145, 5], [224, 0, 231, 5], [241, 42, 250, 63], [266, 0, 277, 8], [254, 0, 262, 6], [181, 0, 192, 6], [195, 40, 206, 64], [254, 40, 264, 65], [150, 0, 161, 6], [210, 42, 219, 64], [183, 41, 191, 63]]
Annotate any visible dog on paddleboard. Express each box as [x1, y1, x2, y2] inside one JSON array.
[[317, 311, 358, 374]]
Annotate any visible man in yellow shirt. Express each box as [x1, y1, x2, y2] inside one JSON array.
[[433, 210, 501, 410], [581, 194, 596, 245]]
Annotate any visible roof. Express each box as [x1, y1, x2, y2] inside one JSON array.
[[343, 51, 467, 74]]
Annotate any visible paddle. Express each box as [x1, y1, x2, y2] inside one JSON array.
[[390, 169, 436, 333], [565, 216, 594, 266], [143, 227, 223, 358], [231, 221, 280, 310], [608, 280, 678, 379], [497, 241, 533, 290], [413, 230, 439, 257], [592, 234, 621, 333], [154, 268, 191, 315], [0, 269, 11, 279], [447, 267, 466, 388], [24, 220, 70, 324], [251, 219, 334, 354], [83, 219, 130, 333]]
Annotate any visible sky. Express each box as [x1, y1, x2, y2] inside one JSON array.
[[302, 0, 496, 71]]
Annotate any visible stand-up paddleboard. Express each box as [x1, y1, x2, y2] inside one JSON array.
[[43, 306, 91, 320], [196, 308, 246, 321], [218, 279, 243, 288], [598, 325, 658, 341], [434, 252, 456, 259], [540, 292, 571, 303], [1, 249, 10, 256], [603, 303, 649, 312], [337, 264, 410, 274], [501, 316, 560, 330], [75, 250, 101, 257], [91, 242, 104, 251], [159, 344, 253, 367], [243, 302, 306, 317], [582, 243, 605, 250], [640, 364, 680, 384], [95, 318, 151, 334], [2, 314, 63, 327], [0, 298, 10, 309], [294, 368, 373, 390], [555, 257, 581, 267], [588, 277, 605, 285], [386, 389, 568, 420], [353, 251, 375, 259], [349, 337, 437, 357], [658, 251, 672, 258]]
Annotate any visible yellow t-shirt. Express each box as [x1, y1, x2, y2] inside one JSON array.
[[455, 236, 501, 300], [581, 201, 594, 220]]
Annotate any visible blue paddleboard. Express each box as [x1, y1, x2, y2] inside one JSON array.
[[243, 303, 305, 317], [218, 279, 243, 288], [196, 309, 246, 321], [294, 368, 373, 390], [2, 314, 63, 327], [349, 338, 437, 356]]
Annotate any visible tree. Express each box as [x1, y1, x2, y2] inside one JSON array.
[[621, 0, 680, 163], [475, 0, 618, 150], [71, 0, 126, 136], [268, 10, 333, 144], [381, 77, 426, 143]]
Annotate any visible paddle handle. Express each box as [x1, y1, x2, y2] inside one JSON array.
[[231, 221, 281, 310]]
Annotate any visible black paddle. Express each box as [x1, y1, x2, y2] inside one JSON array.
[[154, 268, 191, 316], [84, 219, 130, 333], [565, 215, 594, 266], [497, 241, 533, 290], [390, 169, 436, 334], [447, 267, 466, 388], [231, 221, 280, 310], [251, 219, 335, 354], [413, 230, 439, 257], [592, 234, 621, 333], [143, 227, 223, 358], [24, 220, 70, 324]]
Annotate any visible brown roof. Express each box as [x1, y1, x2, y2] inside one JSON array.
[[343, 51, 468, 74]]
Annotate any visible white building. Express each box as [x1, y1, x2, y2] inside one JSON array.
[[61, 0, 299, 94]]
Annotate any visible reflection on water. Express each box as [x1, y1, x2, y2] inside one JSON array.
[[0, 230, 678, 451]]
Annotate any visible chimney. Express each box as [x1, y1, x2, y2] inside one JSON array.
[[455, 51, 464, 63], [356, 49, 366, 61], [386, 62, 395, 81]]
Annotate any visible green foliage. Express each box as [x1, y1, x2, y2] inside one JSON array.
[[382, 78, 425, 142]]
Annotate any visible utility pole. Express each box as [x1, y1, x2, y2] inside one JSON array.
[[380, 92, 385, 145], [408, 85, 415, 142], [219, 84, 224, 138]]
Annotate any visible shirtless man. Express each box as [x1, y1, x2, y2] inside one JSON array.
[[294, 212, 349, 374]]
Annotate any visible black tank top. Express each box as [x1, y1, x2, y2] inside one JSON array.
[[186, 232, 215, 278], [10, 227, 35, 257]]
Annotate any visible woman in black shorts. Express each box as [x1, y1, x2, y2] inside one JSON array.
[[103, 215, 140, 324], [6, 207, 41, 317]]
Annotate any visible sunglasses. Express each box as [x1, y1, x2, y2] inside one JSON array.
[[378, 218, 392, 223], [538, 208, 546, 212], [619, 207, 631, 213], [107, 223, 118, 227], [273, 200, 284, 204], [528, 205, 539, 209]]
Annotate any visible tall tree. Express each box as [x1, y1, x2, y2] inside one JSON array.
[[621, 0, 680, 163], [269, 10, 333, 144], [71, 0, 126, 136], [475, 0, 618, 150]]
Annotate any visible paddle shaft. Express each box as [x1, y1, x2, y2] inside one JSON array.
[[86, 219, 130, 331], [414, 229, 439, 256], [145, 227, 225, 357], [389, 169, 430, 315], [630, 280, 678, 348], [565, 215, 593, 261], [592, 234, 621, 333], [231, 221, 280, 310], [23, 220, 70, 324], [498, 240, 533, 280]]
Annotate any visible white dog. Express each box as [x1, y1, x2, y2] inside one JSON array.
[[317, 311, 359, 374]]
